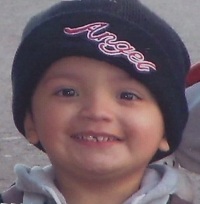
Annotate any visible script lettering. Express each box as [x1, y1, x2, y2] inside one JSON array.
[[64, 22, 156, 72]]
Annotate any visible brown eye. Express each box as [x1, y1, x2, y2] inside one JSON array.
[[56, 88, 78, 97], [120, 91, 140, 101]]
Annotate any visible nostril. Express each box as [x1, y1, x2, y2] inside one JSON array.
[[79, 100, 114, 122]]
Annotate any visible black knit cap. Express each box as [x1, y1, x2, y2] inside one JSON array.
[[12, 0, 190, 161]]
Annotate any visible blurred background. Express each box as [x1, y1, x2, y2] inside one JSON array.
[[0, 0, 199, 191]]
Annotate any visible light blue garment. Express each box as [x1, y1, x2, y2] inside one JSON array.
[[1, 164, 193, 204]]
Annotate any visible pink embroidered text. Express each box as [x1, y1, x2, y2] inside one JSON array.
[[64, 22, 156, 72]]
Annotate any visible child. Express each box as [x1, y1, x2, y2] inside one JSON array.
[[0, 0, 193, 203]]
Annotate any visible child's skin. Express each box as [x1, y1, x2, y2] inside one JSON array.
[[24, 56, 169, 204]]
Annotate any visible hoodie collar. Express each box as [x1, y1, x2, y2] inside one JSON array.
[[3, 163, 185, 204]]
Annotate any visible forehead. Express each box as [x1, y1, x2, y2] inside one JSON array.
[[43, 56, 131, 81]]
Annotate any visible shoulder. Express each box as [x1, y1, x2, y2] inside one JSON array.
[[168, 194, 193, 204], [0, 194, 4, 203], [0, 185, 23, 203]]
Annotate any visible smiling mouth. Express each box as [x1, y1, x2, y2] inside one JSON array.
[[71, 133, 122, 143]]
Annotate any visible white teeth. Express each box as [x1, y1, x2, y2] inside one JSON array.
[[73, 135, 117, 142], [83, 135, 97, 142], [97, 136, 105, 142]]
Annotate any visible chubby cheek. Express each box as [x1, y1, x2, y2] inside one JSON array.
[[32, 101, 74, 151], [122, 106, 165, 157]]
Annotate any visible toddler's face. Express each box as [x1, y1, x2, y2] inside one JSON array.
[[24, 56, 168, 182]]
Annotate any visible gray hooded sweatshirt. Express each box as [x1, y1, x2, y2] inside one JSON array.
[[1, 163, 193, 204]]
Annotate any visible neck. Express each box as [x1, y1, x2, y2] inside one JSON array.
[[55, 169, 145, 204]]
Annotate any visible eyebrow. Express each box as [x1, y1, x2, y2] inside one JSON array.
[[42, 68, 133, 85], [42, 71, 82, 84]]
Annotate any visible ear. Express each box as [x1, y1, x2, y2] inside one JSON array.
[[158, 137, 170, 152], [24, 112, 40, 145]]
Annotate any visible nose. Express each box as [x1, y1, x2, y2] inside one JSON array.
[[79, 92, 114, 122]]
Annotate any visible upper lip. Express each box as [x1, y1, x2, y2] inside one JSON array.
[[71, 131, 123, 141]]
